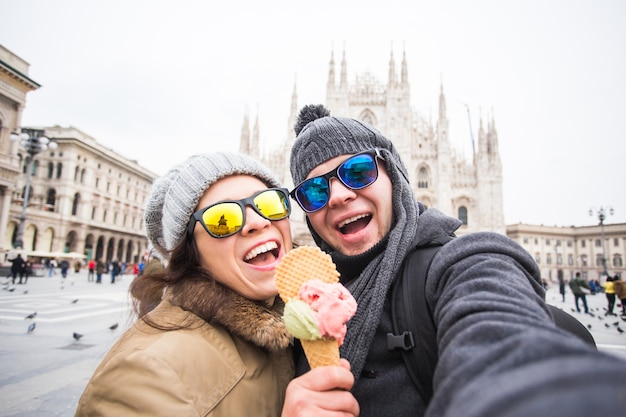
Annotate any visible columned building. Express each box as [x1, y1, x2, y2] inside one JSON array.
[[241, 47, 505, 245], [5, 125, 157, 264], [0, 44, 40, 249], [1, 45, 158, 265], [507, 223, 626, 284]]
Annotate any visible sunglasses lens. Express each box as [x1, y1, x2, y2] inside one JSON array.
[[338, 153, 378, 189], [296, 177, 329, 212], [254, 189, 291, 219], [201, 202, 243, 237]]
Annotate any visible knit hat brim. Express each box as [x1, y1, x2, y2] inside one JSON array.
[[144, 152, 281, 259]]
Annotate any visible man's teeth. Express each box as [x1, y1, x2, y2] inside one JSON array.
[[244, 241, 278, 261], [338, 214, 368, 229]]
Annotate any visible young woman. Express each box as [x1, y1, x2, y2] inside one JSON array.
[[75, 152, 295, 416]]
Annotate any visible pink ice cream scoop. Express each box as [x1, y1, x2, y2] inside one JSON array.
[[297, 280, 357, 345]]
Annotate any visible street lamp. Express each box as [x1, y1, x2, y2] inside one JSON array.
[[10, 128, 57, 249], [589, 206, 614, 277]]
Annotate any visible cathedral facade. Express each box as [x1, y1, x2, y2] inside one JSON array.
[[240, 48, 505, 245]]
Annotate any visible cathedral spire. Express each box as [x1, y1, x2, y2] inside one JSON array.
[[478, 110, 487, 154], [340, 44, 347, 88], [487, 108, 500, 157], [438, 79, 447, 119], [239, 106, 250, 154], [327, 49, 335, 90], [251, 105, 260, 158], [291, 78, 298, 115], [401, 44, 408, 85], [388, 45, 397, 86]]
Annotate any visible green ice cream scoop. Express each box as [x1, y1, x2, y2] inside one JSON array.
[[283, 299, 321, 340]]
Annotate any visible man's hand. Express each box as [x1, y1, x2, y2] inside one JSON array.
[[282, 359, 359, 417]]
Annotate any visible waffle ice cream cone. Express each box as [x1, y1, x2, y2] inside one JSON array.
[[300, 339, 340, 368], [275, 246, 340, 299], [275, 246, 355, 369]]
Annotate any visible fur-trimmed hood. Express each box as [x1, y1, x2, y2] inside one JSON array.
[[164, 276, 292, 352]]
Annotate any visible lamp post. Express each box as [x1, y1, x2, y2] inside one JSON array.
[[10, 128, 57, 249], [589, 206, 614, 278]]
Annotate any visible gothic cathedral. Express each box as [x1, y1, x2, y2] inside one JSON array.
[[240, 47, 505, 245]]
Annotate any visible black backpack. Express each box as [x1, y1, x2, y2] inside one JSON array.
[[388, 240, 596, 404]]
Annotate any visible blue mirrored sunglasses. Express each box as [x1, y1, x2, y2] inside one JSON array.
[[290, 149, 382, 213]]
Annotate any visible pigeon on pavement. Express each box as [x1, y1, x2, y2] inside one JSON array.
[[73, 332, 83, 341], [27, 323, 36, 333], [109, 323, 119, 330], [25, 312, 37, 319]]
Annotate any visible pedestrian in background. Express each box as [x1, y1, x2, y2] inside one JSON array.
[[569, 272, 591, 314], [558, 274, 566, 302], [109, 259, 120, 284], [23, 261, 33, 284], [604, 275, 617, 316], [48, 259, 57, 277], [95, 258, 105, 284], [60, 260, 69, 278], [87, 259, 95, 282], [613, 275, 626, 318], [10, 254, 25, 285]]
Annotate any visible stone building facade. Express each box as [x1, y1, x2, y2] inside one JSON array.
[[0, 45, 158, 265], [240, 48, 505, 245], [0, 44, 39, 249], [5, 125, 157, 264], [507, 222, 626, 284]]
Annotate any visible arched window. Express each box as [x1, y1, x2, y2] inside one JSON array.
[[80, 169, 86, 183], [458, 206, 468, 225], [596, 254, 604, 267], [613, 255, 623, 267], [74, 166, 80, 181], [22, 156, 30, 174], [21, 185, 31, 201], [47, 162, 54, 179], [46, 189, 57, 211], [417, 167, 429, 189], [56, 162, 63, 179], [72, 193, 80, 216]]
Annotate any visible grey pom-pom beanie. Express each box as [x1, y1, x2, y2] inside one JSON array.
[[144, 152, 281, 259], [290, 104, 409, 186]]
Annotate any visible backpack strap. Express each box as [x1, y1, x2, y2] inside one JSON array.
[[388, 237, 596, 406], [548, 305, 596, 348], [389, 244, 443, 403]]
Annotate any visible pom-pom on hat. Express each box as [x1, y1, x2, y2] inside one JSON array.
[[290, 104, 409, 186], [144, 152, 281, 259]]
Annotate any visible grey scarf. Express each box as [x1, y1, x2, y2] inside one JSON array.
[[311, 155, 419, 381]]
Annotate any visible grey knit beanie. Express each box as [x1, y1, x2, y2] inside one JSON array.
[[290, 104, 409, 186], [144, 152, 281, 259]]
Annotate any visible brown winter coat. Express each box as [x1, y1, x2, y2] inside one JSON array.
[[614, 279, 626, 300], [75, 282, 294, 416]]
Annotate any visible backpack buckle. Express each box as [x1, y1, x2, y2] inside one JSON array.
[[387, 331, 415, 351]]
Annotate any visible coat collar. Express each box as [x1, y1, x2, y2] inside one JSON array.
[[164, 276, 291, 352]]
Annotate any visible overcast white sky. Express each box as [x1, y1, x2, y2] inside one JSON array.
[[1, 0, 625, 227]]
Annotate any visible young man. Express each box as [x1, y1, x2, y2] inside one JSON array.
[[281, 104, 626, 417], [569, 271, 591, 313]]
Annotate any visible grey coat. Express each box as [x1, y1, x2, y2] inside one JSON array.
[[343, 208, 626, 417]]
